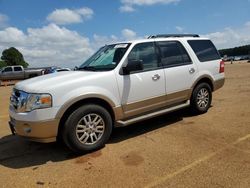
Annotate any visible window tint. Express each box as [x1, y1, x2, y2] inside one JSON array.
[[157, 41, 191, 67], [14, 67, 22, 71], [4, 67, 12, 72], [128, 42, 158, 72], [188, 40, 220, 62]]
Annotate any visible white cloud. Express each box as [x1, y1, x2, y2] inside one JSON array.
[[122, 29, 137, 40], [0, 24, 93, 68], [119, 5, 136, 12], [92, 34, 119, 49], [0, 27, 26, 44], [0, 25, 139, 68], [0, 13, 8, 28], [47, 7, 94, 25], [76, 8, 94, 19], [175, 26, 184, 33], [120, 0, 180, 12], [245, 21, 250, 27], [202, 21, 250, 49]]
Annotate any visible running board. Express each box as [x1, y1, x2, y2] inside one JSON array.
[[116, 100, 190, 127]]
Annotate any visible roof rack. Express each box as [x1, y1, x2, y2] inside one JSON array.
[[147, 34, 200, 39]]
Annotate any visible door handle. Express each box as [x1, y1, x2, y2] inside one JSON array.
[[152, 74, 160, 81], [189, 68, 195, 74]]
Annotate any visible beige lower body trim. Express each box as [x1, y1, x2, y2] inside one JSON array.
[[113, 106, 124, 120], [214, 78, 225, 91], [9, 117, 59, 143], [122, 95, 167, 118], [166, 89, 192, 106], [113, 89, 191, 121]]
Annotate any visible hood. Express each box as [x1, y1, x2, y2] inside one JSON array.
[[15, 71, 104, 93]]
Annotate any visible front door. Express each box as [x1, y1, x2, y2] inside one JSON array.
[[117, 42, 166, 118]]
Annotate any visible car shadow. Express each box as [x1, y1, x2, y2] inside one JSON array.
[[0, 135, 76, 169], [0, 108, 195, 169], [110, 108, 195, 143]]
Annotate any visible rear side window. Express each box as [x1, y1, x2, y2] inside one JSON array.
[[156, 41, 192, 67], [14, 67, 22, 71], [188, 40, 220, 62]]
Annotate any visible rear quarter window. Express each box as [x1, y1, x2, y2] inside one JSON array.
[[14, 67, 22, 71], [188, 40, 221, 62]]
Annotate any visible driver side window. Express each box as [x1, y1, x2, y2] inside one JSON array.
[[128, 42, 158, 72], [3, 67, 12, 72]]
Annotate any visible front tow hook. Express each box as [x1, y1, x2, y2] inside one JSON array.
[[9, 121, 16, 135]]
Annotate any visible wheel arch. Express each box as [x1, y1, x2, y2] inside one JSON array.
[[56, 96, 116, 139], [191, 75, 214, 93]]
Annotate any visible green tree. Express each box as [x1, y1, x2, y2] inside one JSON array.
[[0, 60, 7, 69], [1, 47, 29, 68]]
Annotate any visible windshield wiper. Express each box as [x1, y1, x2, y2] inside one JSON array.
[[78, 66, 98, 71]]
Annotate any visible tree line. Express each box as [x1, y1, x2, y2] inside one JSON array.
[[0, 47, 29, 69], [219, 44, 250, 57]]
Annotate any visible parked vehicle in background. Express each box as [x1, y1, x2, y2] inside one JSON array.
[[9, 34, 225, 153], [43, 66, 71, 74], [223, 56, 234, 62], [0, 66, 44, 80]]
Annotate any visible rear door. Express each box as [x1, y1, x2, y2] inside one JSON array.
[[156, 41, 197, 105], [13, 66, 24, 79]]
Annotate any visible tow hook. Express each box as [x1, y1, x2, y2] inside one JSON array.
[[9, 122, 16, 135]]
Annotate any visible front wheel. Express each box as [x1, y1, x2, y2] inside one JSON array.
[[62, 104, 113, 153], [190, 83, 212, 114]]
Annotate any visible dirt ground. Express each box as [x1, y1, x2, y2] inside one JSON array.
[[0, 61, 250, 188]]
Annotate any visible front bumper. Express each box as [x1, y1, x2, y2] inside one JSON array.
[[9, 117, 59, 143]]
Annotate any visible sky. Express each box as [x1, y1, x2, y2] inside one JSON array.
[[0, 0, 250, 68]]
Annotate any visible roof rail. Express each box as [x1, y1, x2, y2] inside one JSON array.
[[148, 34, 200, 39]]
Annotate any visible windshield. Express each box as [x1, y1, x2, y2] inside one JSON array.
[[79, 43, 130, 71]]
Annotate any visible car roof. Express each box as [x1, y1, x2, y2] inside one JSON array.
[[109, 36, 209, 46]]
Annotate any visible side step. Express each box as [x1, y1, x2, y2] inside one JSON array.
[[116, 100, 190, 127]]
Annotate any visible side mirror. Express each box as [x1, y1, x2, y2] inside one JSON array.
[[122, 60, 143, 75]]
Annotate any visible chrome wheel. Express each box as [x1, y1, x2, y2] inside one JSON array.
[[196, 88, 209, 108], [75, 113, 105, 145]]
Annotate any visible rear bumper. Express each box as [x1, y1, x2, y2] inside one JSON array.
[[214, 78, 225, 91], [9, 117, 59, 143]]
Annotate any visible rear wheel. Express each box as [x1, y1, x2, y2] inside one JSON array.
[[62, 104, 113, 153], [191, 83, 212, 114]]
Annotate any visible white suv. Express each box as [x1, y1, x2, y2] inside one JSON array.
[[9, 34, 225, 152]]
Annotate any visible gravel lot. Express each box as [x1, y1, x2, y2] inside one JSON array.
[[0, 62, 250, 188]]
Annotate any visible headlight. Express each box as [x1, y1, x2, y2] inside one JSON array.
[[25, 93, 52, 112], [10, 89, 52, 113]]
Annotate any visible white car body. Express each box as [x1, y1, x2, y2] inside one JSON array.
[[9, 35, 225, 144]]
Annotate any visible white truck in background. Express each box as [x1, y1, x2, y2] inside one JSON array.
[[0, 65, 44, 80]]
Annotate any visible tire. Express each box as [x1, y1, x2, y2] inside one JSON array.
[[62, 104, 113, 153], [190, 83, 212, 114]]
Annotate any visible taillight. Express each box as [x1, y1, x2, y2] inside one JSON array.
[[219, 60, 225, 73]]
